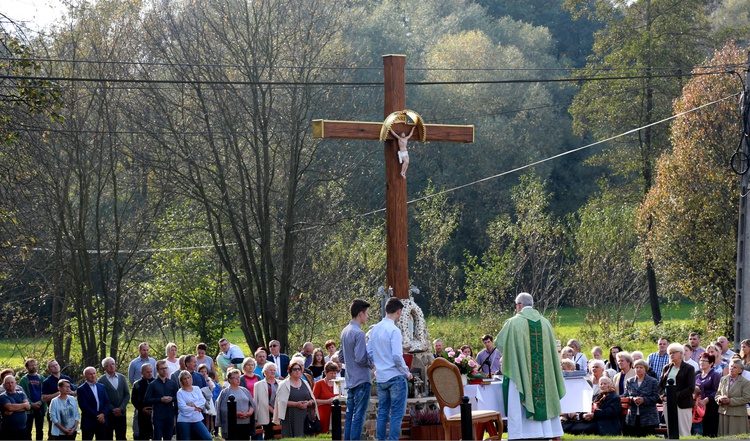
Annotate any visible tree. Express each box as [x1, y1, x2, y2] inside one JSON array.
[[569, 183, 647, 342], [460, 174, 566, 329], [299, 217, 385, 342], [0, 0, 167, 366], [0, 19, 63, 139], [710, 0, 750, 45], [474, 0, 602, 67], [413, 181, 461, 316], [566, 0, 713, 325], [137, 0, 350, 351], [0, 20, 64, 345], [640, 43, 743, 336], [143, 203, 237, 346]]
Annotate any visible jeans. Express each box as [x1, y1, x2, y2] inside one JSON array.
[[344, 382, 371, 440], [176, 421, 213, 440], [376, 376, 408, 441], [152, 418, 175, 441]]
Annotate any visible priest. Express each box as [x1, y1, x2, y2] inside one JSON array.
[[495, 292, 566, 440]]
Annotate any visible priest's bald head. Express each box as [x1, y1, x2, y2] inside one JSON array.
[[515, 292, 533, 311]]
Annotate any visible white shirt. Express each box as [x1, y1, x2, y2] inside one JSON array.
[[367, 317, 410, 383], [105, 373, 119, 390], [165, 360, 181, 377], [177, 388, 206, 423], [87, 381, 100, 409]]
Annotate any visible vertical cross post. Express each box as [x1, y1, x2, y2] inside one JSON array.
[[383, 55, 409, 298]]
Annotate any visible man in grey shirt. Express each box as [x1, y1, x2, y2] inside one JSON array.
[[339, 299, 373, 440]]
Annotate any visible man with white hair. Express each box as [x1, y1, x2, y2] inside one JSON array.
[[98, 357, 130, 440], [78, 366, 109, 440], [495, 292, 566, 440]]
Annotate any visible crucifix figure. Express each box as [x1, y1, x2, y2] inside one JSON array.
[[390, 126, 415, 179], [312, 54, 474, 299]]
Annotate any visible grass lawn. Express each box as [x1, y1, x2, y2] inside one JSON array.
[[428, 302, 700, 357], [1, 302, 702, 369]]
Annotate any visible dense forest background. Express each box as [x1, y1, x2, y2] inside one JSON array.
[[1, 0, 750, 367]]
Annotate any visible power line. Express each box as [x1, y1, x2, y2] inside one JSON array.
[[404, 93, 742, 205], [1, 56, 743, 73], [7, 92, 739, 251], [292, 92, 742, 232], [5, 102, 563, 135], [0, 69, 733, 87]]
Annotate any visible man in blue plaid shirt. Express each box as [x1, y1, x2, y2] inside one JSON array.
[[647, 338, 669, 377]]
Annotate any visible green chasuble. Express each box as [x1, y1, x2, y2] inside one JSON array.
[[495, 307, 566, 421]]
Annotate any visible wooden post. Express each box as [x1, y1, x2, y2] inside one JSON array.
[[735, 49, 750, 348], [383, 55, 409, 298]]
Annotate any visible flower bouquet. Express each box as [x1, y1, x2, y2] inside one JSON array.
[[442, 348, 483, 380]]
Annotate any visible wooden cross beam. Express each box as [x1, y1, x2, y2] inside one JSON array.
[[312, 54, 474, 300]]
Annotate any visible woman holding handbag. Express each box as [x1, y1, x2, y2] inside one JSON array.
[[273, 358, 319, 437]]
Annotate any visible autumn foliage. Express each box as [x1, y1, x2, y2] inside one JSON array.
[[640, 43, 744, 333]]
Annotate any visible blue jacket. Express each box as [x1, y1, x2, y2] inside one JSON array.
[[77, 382, 110, 431], [623, 374, 660, 428], [268, 353, 290, 378], [144, 377, 178, 421]]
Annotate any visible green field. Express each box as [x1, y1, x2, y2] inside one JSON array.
[[0, 302, 705, 371], [428, 302, 701, 357]]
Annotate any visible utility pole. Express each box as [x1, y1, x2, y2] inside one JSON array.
[[734, 49, 750, 349]]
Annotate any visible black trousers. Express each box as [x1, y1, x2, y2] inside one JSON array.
[[81, 420, 108, 440], [135, 412, 153, 440], [26, 407, 45, 440], [106, 414, 127, 440], [0, 428, 30, 440]]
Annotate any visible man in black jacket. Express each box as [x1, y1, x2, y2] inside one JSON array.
[[131, 364, 154, 441], [145, 360, 178, 441]]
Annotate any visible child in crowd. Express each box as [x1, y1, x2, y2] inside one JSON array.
[[691, 386, 705, 435], [591, 346, 603, 360]]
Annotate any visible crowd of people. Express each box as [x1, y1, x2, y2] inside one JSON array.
[[0, 335, 353, 440], [3, 297, 750, 440], [557, 334, 750, 438]]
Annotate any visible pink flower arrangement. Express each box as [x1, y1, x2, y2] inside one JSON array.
[[443, 347, 479, 376]]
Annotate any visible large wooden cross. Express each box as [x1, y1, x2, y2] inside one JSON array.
[[312, 54, 474, 299]]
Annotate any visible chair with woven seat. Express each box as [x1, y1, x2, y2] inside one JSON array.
[[427, 357, 503, 440]]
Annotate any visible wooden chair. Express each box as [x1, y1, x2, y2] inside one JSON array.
[[427, 357, 503, 440]]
